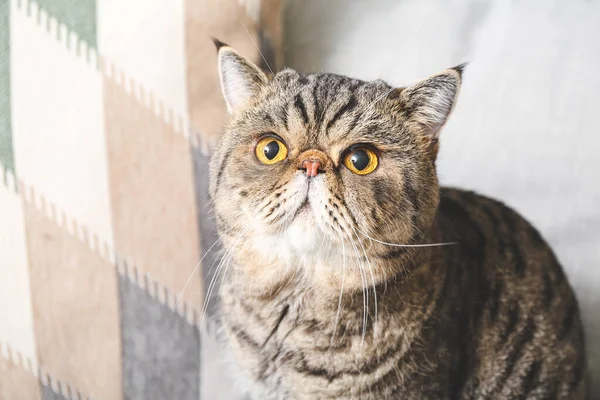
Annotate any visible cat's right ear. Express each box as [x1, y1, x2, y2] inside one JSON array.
[[400, 64, 464, 140], [213, 38, 269, 114]]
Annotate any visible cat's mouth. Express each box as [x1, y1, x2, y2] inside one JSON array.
[[293, 198, 311, 219]]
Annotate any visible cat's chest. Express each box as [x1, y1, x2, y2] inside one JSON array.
[[219, 285, 312, 396], [219, 281, 420, 399]]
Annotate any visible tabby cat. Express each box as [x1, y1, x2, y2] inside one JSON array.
[[208, 40, 587, 399]]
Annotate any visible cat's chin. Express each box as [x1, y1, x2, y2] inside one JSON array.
[[284, 206, 324, 254]]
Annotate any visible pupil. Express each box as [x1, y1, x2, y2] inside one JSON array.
[[351, 150, 370, 170], [264, 141, 280, 160]]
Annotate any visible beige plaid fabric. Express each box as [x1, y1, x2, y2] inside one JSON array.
[[0, 0, 282, 398]]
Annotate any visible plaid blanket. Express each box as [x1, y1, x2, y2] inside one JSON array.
[[0, 0, 282, 398]]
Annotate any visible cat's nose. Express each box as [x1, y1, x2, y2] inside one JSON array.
[[301, 160, 322, 177], [298, 149, 329, 177]]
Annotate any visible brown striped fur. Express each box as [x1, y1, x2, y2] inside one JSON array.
[[208, 42, 587, 399]]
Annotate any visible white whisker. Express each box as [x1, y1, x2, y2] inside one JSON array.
[[200, 227, 249, 328], [203, 218, 245, 282], [203, 229, 245, 314], [331, 231, 347, 346], [351, 224, 378, 337], [242, 24, 274, 75], [174, 225, 235, 309], [356, 226, 456, 248], [345, 228, 368, 350]]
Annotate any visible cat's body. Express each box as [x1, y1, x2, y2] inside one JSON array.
[[209, 41, 587, 399], [219, 188, 585, 399]]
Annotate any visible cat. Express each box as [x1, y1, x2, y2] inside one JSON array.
[[207, 39, 587, 399]]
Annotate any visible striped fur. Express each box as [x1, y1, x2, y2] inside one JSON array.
[[209, 45, 587, 399]]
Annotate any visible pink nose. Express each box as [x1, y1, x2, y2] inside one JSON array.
[[302, 160, 322, 177]]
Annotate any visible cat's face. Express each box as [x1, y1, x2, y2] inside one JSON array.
[[210, 42, 462, 289]]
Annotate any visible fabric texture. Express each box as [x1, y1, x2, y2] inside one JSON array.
[[0, 0, 282, 398]]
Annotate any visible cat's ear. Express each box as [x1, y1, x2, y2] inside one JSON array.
[[213, 38, 269, 114], [400, 64, 465, 140]]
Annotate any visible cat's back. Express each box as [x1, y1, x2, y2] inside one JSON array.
[[436, 188, 587, 399]]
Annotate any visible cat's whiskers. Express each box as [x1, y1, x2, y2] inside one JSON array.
[[331, 231, 347, 348], [208, 226, 249, 303], [217, 229, 251, 300], [242, 23, 274, 75], [201, 221, 244, 284], [343, 227, 369, 351], [198, 246, 229, 331], [350, 224, 378, 336], [329, 197, 370, 350], [202, 210, 246, 281], [173, 224, 236, 310], [200, 227, 249, 329], [356, 226, 456, 248]]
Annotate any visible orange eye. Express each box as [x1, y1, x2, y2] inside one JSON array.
[[344, 147, 378, 175], [255, 137, 288, 165]]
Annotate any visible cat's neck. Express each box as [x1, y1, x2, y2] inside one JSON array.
[[223, 226, 445, 312], [220, 242, 447, 358], [221, 214, 446, 295]]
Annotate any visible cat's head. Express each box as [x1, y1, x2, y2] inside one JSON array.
[[210, 40, 462, 291]]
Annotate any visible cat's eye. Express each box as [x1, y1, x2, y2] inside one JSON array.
[[344, 147, 378, 175], [255, 136, 288, 165]]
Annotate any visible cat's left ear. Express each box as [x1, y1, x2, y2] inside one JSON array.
[[213, 38, 269, 114], [400, 64, 465, 142]]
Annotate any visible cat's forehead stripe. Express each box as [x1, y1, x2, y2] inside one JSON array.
[[325, 95, 358, 135], [278, 73, 383, 142]]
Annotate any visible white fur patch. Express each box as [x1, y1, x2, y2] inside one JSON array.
[[285, 210, 319, 253]]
